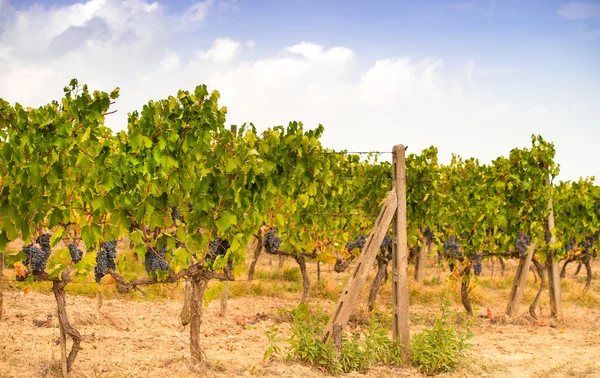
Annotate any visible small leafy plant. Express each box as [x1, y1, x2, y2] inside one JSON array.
[[264, 303, 403, 375], [411, 297, 473, 374]]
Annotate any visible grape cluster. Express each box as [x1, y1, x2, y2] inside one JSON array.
[[380, 235, 392, 253], [515, 231, 531, 256], [443, 236, 461, 258], [36, 233, 51, 253], [30, 246, 51, 273], [262, 228, 282, 254], [346, 235, 367, 252], [170, 206, 181, 224], [579, 235, 597, 251], [94, 240, 117, 283], [423, 227, 434, 242], [22, 244, 33, 266], [68, 244, 83, 264], [564, 237, 577, 253], [472, 254, 483, 276], [145, 244, 169, 273], [206, 237, 231, 271]]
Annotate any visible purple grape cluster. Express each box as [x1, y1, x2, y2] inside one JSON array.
[[263, 228, 282, 254], [443, 236, 461, 258], [423, 227, 434, 242], [30, 246, 51, 273], [207, 237, 231, 271], [579, 235, 597, 251], [145, 244, 169, 273], [380, 235, 392, 253], [346, 235, 367, 252], [94, 240, 117, 283], [68, 244, 83, 264], [473, 254, 482, 276], [36, 233, 51, 253], [515, 231, 531, 256]]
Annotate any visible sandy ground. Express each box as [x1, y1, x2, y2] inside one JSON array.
[[1, 256, 600, 378]]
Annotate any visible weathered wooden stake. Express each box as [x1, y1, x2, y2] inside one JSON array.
[[0, 252, 4, 321], [322, 190, 397, 340], [220, 282, 228, 316], [505, 243, 536, 317], [392, 144, 410, 362]]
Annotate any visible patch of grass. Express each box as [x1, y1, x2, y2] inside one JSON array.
[[461, 355, 508, 376], [253, 267, 301, 282], [311, 278, 341, 301], [228, 280, 302, 299], [562, 282, 600, 308], [536, 361, 599, 377]]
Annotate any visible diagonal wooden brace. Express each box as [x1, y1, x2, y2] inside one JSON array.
[[323, 190, 397, 341]]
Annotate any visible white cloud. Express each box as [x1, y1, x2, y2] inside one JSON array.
[[558, 1, 600, 21], [196, 38, 241, 64], [0, 0, 598, 182], [182, 0, 214, 23]]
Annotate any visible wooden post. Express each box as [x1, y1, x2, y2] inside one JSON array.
[[505, 243, 536, 317], [323, 190, 397, 340], [333, 323, 343, 354], [0, 252, 4, 321], [220, 282, 228, 316], [545, 179, 563, 319], [392, 144, 410, 362]]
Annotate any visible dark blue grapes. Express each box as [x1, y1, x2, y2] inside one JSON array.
[[145, 244, 169, 273], [263, 228, 282, 254], [94, 240, 117, 283], [515, 231, 531, 256], [36, 233, 51, 253], [473, 254, 482, 276], [346, 235, 367, 252], [68, 244, 83, 264], [30, 246, 51, 273], [443, 236, 461, 258], [22, 244, 33, 266], [206, 237, 231, 271], [564, 237, 576, 253], [170, 206, 181, 224], [579, 235, 597, 251], [380, 235, 392, 252]]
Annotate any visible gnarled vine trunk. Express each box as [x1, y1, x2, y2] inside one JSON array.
[[247, 237, 263, 281], [583, 255, 592, 291], [560, 258, 571, 278], [189, 276, 209, 364], [180, 279, 193, 326], [461, 278, 473, 315], [529, 258, 546, 319], [294, 255, 309, 303], [52, 270, 81, 376], [368, 256, 389, 311]]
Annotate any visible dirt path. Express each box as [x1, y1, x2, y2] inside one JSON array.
[[1, 284, 599, 378]]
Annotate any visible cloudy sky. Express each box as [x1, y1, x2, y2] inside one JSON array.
[[0, 0, 599, 181]]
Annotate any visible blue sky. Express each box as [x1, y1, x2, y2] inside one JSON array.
[[1, 0, 599, 181]]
